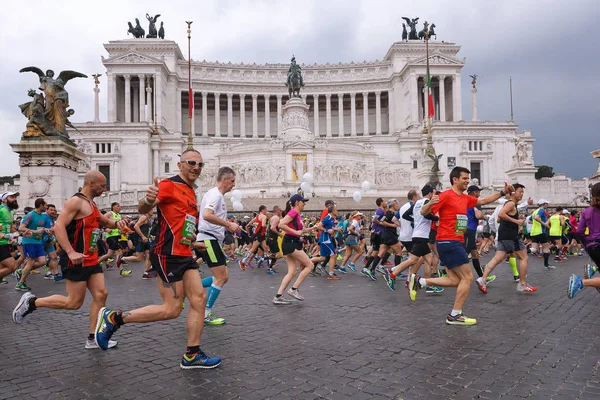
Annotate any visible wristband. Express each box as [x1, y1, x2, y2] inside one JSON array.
[[144, 197, 154, 206], [500, 190, 505, 197]]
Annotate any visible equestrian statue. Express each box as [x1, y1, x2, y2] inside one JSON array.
[[285, 55, 304, 98]]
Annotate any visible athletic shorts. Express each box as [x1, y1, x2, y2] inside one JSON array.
[[0, 244, 12, 263], [136, 240, 151, 253], [150, 253, 198, 283], [253, 235, 266, 243], [381, 231, 399, 246], [345, 234, 359, 246], [118, 240, 129, 250], [531, 233, 550, 244], [428, 230, 437, 245], [549, 235, 562, 243], [319, 241, 336, 257], [196, 239, 227, 268], [483, 232, 491, 239], [370, 232, 381, 251], [497, 238, 526, 253], [436, 241, 469, 269], [61, 263, 103, 282], [23, 243, 45, 259], [267, 236, 281, 255], [223, 232, 235, 245], [106, 236, 121, 251], [282, 236, 303, 255], [44, 241, 56, 255], [464, 229, 478, 253], [400, 241, 413, 253], [411, 238, 431, 257]]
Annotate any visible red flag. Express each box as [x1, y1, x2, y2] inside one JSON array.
[[188, 88, 194, 118], [426, 65, 434, 118]]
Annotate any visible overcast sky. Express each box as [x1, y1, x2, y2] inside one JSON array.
[[1, 0, 598, 178]]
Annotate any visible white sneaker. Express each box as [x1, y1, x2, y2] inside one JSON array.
[[272, 295, 292, 305], [287, 288, 304, 301], [85, 339, 118, 349]]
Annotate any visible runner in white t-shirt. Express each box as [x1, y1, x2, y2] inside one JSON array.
[[195, 167, 241, 326]]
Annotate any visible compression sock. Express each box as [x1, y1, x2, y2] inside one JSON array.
[[364, 256, 374, 269], [509, 257, 518, 276], [543, 253, 550, 266], [370, 256, 381, 272], [186, 345, 200, 356], [394, 255, 402, 266], [381, 253, 390, 265], [202, 277, 213, 288], [205, 283, 222, 317], [472, 259, 483, 277]]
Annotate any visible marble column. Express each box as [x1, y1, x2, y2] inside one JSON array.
[[138, 75, 146, 122], [264, 94, 270, 138], [176, 88, 183, 134], [276, 94, 282, 137], [107, 73, 116, 122], [325, 94, 332, 137], [313, 94, 320, 137], [252, 94, 258, 138], [155, 74, 162, 126], [362, 92, 369, 135], [338, 93, 344, 136], [124, 74, 131, 123], [411, 73, 418, 124], [201, 91, 208, 137], [387, 89, 394, 135], [438, 75, 446, 122], [453, 74, 462, 121], [240, 94, 246, 137], [214, 92, 221, 136], [375, 91, 382, 135], [153, 149, 159, 178], [132, 84, 139, 122], [471, 86, 478, 122], [350, 93, 357, 136], [227, 93, 233, 137], [146, 80, 153, 124], [93, 85, 100, 123]]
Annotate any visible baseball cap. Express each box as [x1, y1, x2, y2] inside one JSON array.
[[228, 214, 234, 219], [290, 193, 309, 206], [243, 215, 250, 219], [537, 199, 550, 205], [467, 185, 482, 193], [325, 199, 335, 206], [1, 191, 19, 201], [421, 184, 434, 196], [563, 209, 570, 214]]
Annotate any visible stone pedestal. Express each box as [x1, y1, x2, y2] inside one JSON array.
[[506, 165, 538, 191], [10, 138, 86, 211], [281, 97, 313, 142]]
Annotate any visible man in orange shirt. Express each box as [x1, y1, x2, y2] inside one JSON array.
[[414, 166, 514, 325]]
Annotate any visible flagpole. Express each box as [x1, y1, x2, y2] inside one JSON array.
[[424, 21, 435, 156], [186, 21, 193, 149], [509, 76, 514, 121]]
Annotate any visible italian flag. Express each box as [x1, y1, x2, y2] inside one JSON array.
[[426, 64, 434, 118]]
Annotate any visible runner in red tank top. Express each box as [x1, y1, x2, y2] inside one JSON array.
[[12, 170, 127, 350], [239, 205, 270, 270]]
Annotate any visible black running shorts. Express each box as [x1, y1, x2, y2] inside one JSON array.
[[196, 239, 227, 268], [282, 236, 302, 255], [61, 263, 103, 282], [150, 254, 198, 283], [411, 238, 431, 257], [0, 244, 13, 263]]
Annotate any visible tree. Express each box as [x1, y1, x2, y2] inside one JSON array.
[[0, 174, 19, 185], [535, 165, 555, 179]]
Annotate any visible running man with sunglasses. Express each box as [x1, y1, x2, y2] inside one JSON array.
[[94, 149, 222, 369]]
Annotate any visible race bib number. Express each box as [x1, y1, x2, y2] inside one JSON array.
[[89, 229, 100, 252], [455, 214, 468, 235], [180, 214, 197, 245]]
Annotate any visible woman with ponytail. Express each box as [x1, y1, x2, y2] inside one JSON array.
[[568, 182, 600, 298]]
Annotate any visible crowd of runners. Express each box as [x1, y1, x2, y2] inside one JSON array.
[[4, 149, 600, 370]]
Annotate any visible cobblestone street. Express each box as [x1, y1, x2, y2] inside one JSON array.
[[2, 255, 600, 399]]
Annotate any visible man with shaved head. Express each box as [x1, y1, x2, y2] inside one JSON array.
[[12, 170, 128, 350]]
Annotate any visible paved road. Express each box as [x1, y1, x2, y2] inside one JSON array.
[[1, 254, 600, 399]]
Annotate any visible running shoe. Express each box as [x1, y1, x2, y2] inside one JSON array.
[[347, 263, 357, 272], [95, 307, 120, 351], [272, 295, 292, 305], [287, 288, 304, 301], [204, 313, 226, 325], [327, 273, 341, 281], [13, 268, 22, 281], [543, 265, 556, 271], [365, 269, 377, 281], [425, 286, 444, 294], [446, 313, 477, 325], [335, 266, 348, 274], [375, 265, 386, 275], [317, 264, 328, 275], [513, 275, 520, 282], [54, 273, 63, 282], [361, 267, 370, 277], [44, 272, 54, 280], [266, 268, 275, 275], [584, 264, 597, 279], [85, 339, 118, 349], [15, 282, 31, 291], [119, 269, 132, 277], [485, 275, 496, 284], [12, 292, 35, 324], [567, 274, 584, 299], [517, 283, 537, 293], [257, 257, 265, 268], [1, 278, 8, 284], [238, 260, 247, 271], [180, 351, 222, 369], [384, 273, 396, 291], [476, 277, 487, 294], [30, 269, 40, 275], [309, 269, 321, 277], [142, 271, 157, 279], [408, 274, 422, 301]]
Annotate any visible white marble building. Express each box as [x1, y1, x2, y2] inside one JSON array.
[[66, 37, 596, 210]]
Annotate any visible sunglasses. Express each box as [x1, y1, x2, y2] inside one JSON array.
[[182, 160, 205, 168]]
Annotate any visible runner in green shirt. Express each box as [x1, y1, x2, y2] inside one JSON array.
[[0, 191, 20, 284]]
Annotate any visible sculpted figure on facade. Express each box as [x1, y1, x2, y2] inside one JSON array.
[[285, 56, 304, 98], [145, 14, 161, 38], [402, 17, 419, 40], [127, 18, 145, 38], [402, 23, 408, 40], [512, 137, 531, 167]]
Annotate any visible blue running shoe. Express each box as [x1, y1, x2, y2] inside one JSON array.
[[257, 257, 264, 268], [347, 263, 357, 272], [365, 269, 377, 281], [95, 307, 120, 351], [53, 273, 64, 282], [266, 268, 275, 275], [361, 268, 369, 277], [336, 266, 348, 274], [180, 350, 222, 369], [425, 286, 444, 294], [384, 273, 396, 291], [584, 264, 597, 279], [568, 274, 584, 299]]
